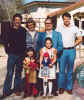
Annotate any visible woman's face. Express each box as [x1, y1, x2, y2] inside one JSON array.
[[45, 39, 52, 49], [27, 22, 35, 31]]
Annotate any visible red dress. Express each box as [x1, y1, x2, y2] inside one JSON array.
[[23, 57, 38, 96]]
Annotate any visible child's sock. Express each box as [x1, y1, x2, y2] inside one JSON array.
[[43, 81, 47, 96], [48, 81, 52, 95]]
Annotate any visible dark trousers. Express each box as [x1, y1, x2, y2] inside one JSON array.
[[3, 54, 24, 94], [24, 73, 38, 96]]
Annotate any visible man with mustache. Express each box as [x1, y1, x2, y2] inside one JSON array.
[[1, 13, 26, 98]]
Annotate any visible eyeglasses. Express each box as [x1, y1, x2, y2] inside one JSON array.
[[45, 23, 52, 24]]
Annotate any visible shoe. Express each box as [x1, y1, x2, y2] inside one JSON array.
[[23, 95, 28, 98], [66, 90, 72, 95], [39, 91, 43, 96], [14, 91, 21, 96], [43, 93, 46, 96], [53, 92, 58, 96], [0, 90, 13, 99], [48, 93, 53, 98], [33, 94, 38, 98], [0, 93, 9, 99], [42, 95, 47, 99], [59, 88, 64, 94]]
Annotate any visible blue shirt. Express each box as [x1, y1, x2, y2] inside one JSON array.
[[37, 30, 63, 55]]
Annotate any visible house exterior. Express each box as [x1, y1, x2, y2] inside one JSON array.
[[48, 1, 84, 36], [18, 1, 74, 31], [19, 1, 84, 59], [18, 1, 84, 34]]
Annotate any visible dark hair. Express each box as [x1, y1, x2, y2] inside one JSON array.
[[62, 12, 71, 19], [26, 18, 36, 28], [45, 16, 57, 30], [26, 47, 35, 54], [45, 37, 53, 47], [13, 13, 22, 21], [45, 16, 53, 24]]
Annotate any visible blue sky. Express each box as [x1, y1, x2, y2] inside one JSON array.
[[22, 0, 80, 4]]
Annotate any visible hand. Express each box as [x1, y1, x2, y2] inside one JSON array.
[[49, 64, 53, 68], [40, 64, 43, 68]]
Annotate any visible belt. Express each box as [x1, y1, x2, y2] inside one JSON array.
[[63, 47, 74, 49]]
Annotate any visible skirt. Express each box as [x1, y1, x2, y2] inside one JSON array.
[[39, 65, 56, 80]]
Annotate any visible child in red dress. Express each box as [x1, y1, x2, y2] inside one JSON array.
[[23, 47, 38, 97]]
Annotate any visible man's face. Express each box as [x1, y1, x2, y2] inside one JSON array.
[[45, 19, 53, 31], [63, 16, 70, 27], [13, 17, 21, 29]]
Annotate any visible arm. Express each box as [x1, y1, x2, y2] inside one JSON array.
[[74, 36, 82, 47], [74, 26, 82, 47], [52, 48, 57, 64], [57, 32, 63, 53], [40, 48, 44, 68], [49, 48, 57, 67]]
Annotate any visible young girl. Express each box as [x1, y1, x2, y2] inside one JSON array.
[[39, 37, 57, 97], [23, 47, 38, 97]]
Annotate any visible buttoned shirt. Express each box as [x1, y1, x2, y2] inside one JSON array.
[[56, 24, 81, 48]]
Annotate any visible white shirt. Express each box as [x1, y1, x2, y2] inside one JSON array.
[[29, 30, 36, 39], [56, 24, 81, 48], [46, 30, 52, 38]]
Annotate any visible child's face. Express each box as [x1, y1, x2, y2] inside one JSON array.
[[27, 51, 34, 58], [45, 40, 52, 49]]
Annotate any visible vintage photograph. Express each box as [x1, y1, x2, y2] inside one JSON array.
[[0, 0, 84, 100]]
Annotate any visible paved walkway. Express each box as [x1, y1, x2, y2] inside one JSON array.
[[0, 45, 83, 100]]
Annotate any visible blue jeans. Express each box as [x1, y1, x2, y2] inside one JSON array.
[[58, 48, 76, 90], [3, 54, 24, 94]]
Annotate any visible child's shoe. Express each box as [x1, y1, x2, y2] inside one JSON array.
[[48, 93, 53, 98], [42, 94, 47, 98]]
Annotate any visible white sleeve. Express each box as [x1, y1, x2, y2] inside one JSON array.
[[55, 26, 61, 32], [75, 26, 82, 37]]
